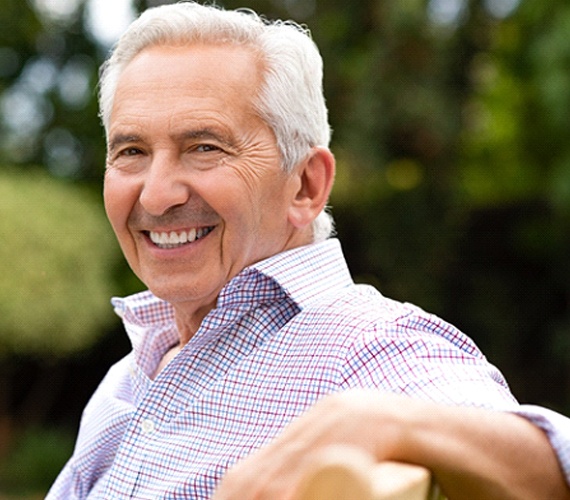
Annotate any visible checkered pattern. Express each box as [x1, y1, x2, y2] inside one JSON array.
[[47, 239, 570, 499]]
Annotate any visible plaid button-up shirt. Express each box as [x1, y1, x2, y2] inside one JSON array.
[[47, 239, 570, 499]]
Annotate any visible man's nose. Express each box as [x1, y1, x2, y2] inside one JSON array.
[[139, 156, 191, 216]]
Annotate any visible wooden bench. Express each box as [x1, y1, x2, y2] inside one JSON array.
[[292, 445, 444, 500]]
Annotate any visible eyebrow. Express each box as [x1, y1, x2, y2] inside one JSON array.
[[107, 134, 142, 155], [174, 127, 235, 148], [107, 127, 235, 154]]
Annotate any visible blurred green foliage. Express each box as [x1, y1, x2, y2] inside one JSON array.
[[0, 426, 74, 496], [0, 169, 120, 355], [1, 0, 570, 494]]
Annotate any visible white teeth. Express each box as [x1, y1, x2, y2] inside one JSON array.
[[169, 231, 179, 244], [149, 227, 213, 248]]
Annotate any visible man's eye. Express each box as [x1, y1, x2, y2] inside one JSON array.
[[195, 144, 221, 153], [120, 147, 143, 156]]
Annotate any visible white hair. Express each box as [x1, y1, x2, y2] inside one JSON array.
[[98, 1, 334, 242]]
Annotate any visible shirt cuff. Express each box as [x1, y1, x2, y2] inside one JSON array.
[[513, 404, 570, 485]]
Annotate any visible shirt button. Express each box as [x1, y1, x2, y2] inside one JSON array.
[[141, 419, 155, 435]]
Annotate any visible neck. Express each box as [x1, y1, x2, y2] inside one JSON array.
[[173, 301, 215, 345]]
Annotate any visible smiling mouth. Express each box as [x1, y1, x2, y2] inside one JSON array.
[[147, 226, 216, 249]]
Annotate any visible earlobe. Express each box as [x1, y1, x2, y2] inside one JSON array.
[[288, 147, 335, 229]]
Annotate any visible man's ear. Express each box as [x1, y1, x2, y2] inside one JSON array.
[[288, 147, 335, 229]]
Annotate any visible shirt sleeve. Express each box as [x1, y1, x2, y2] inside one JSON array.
[[338, 307, 570, 487], [339, 306, 519, 409], [513, 405, 570, 486], [45, 462, 75, 500]]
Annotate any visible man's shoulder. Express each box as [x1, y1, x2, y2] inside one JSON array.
[[294, 283, 482, 356], [301, 282, 421, 326]]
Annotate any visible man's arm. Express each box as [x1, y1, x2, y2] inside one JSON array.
[[213, 390, 570, 500]]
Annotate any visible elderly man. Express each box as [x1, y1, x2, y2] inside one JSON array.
[[48, 2, 570, 499]]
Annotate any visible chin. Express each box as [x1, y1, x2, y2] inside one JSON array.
[[147, 279, 217, 307]]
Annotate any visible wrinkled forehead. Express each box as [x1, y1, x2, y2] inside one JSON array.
[[102, 39, 266, 135], [107, 43, 272, 149]]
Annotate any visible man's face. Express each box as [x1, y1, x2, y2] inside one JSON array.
[[104, 44, 307, 317]]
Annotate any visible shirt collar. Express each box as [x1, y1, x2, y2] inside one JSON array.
[[250, 238, 353, 309], [112, 238, 353, 326]]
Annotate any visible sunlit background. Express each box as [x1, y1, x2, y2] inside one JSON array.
[[1, 0, 134, 175]]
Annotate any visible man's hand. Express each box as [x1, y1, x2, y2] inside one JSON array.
[[213, 390, 407, 499], [213, 390, 570, 500]]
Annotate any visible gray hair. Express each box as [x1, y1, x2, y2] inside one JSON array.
[[98, 1, 334, 242]]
